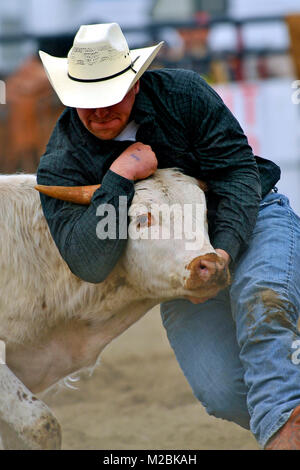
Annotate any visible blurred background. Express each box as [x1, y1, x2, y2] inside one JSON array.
[[0, 0, 300, 213]]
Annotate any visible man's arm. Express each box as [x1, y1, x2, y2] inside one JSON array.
[[187, 76, 262, 263], [37, 143, 157, 284], [37, 162, 134, 283]]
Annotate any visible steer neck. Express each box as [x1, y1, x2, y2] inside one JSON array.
[[81, 267, 160, 343], [93, 296, 159, 347]]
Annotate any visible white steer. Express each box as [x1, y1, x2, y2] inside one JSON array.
[[0, 168, 230, 449]]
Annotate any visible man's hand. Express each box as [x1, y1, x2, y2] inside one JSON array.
[[188, 248, 231, 304], [110, 142, 158, 181], [215, 248, 231, 266]]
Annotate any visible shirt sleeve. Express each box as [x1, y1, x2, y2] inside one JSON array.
[[37, 152, 135, 283], [187, 77, 262, 262]]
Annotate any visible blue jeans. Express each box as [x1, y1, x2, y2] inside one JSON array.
[[160, 191, 300, 448]]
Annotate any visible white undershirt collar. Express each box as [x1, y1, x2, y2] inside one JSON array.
[[114, 120, 140, 141]]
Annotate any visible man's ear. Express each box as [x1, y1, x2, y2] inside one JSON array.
[[133, 80, 140, 95]]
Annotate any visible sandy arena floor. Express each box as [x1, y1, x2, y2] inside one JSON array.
[[42, 306, 259, 450]]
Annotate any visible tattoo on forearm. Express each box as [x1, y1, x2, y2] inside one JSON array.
[[130, 153, 140, 161]]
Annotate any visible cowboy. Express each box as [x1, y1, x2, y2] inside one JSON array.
[[37, 23, 300, 449]]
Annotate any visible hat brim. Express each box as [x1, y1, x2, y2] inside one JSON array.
[[39, 42, 163, 108]]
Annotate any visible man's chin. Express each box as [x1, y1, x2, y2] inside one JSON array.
[[89, 120, 122, 140]]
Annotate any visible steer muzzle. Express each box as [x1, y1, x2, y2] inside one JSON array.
[[185, 253, 231, 292]]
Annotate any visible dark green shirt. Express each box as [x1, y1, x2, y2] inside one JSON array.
[[37, 68, 280, 282]]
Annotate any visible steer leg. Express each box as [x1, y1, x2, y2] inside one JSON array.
[[0, 364, 61, 450]]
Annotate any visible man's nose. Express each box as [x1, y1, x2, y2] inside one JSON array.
[[94, 107, 110, 118]]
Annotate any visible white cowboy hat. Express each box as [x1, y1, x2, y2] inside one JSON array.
[[39, 22, 163, 109]]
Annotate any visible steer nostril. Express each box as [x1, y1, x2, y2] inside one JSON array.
[[199, 262, 208, 271], [185, 253, 230, 291], [197, 260, 215, 277], [199, 265, 209, 275]]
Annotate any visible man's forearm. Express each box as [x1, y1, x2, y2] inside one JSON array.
[[209, 166, 262, 262], [62, 199, 131, 283], [38, 170, 135, 283]]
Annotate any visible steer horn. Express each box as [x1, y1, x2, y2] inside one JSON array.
[[35, 178, 207, 205], [35, 184, 100, 205]]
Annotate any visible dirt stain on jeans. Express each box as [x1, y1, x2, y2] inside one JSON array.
[[246, 289, 298, 338]]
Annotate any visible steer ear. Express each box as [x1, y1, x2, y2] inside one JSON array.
[[197, 179, 208, 192], [34, 184, 100, 205]]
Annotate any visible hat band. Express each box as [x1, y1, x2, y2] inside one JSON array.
[[68, 56, 140, 83]]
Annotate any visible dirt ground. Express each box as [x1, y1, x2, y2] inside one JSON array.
[[42, 306, 260, 451]]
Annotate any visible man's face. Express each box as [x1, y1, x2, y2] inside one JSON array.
[[76, 81, 140, 140]]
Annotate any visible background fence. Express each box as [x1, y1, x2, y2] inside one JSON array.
[[0, 11, 300, 212]]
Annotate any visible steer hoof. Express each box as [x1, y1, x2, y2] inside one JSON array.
[[0, 413, 61, 450], [22, 413, 62, 450], [0, 365, 61, 450]]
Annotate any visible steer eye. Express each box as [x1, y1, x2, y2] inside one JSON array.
[[136, 212, 153, 229]]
